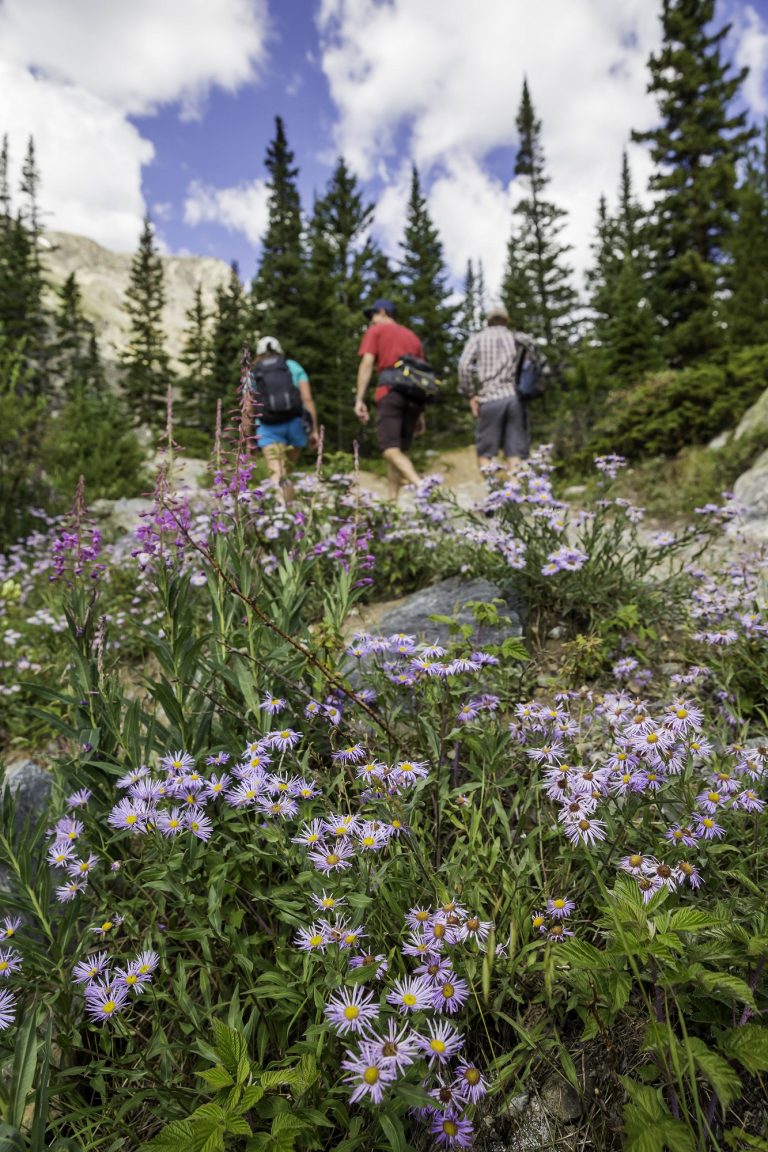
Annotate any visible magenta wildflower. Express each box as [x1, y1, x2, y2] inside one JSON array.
[[341, 1041, 398, 1104], [0, 989, 16, 1030], [324, 985, 379, 1035], [387, 975, 434, 1014], [0, 949, 22, 978]]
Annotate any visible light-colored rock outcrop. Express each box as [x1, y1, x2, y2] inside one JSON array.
[[40, 231, 233, 371]]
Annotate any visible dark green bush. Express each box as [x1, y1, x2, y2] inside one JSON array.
[[587, 343, 768, 460], [44, 388, 147, 503]]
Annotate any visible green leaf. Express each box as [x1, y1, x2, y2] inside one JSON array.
[[724, 1130, 768, 1150], [668, 908, 717, 934], [378, 1110, 414, 1152], [0, 1124, 26, 1152], [198, 1066, 234, 1090], [686, 1038, 742, 1110], [212, 1020, 248, 1077], [720, 1025, 768, 1075], [694, 969, 755, 1008], [9, 1005, 39, 1127]]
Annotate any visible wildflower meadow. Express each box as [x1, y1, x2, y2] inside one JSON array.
[[0, 435, 767, 1152]]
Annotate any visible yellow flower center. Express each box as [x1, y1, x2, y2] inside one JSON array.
[[443, 1121, 458, 1136], [553, 899, 565, 910], [532, 916, 545, 928], [442, 983, 454, 998], [309, 935, 323, 948], [326, 854, 340, 866], [343, 1005, 359, 1020], [103, 1000, 117, 1014], [101, 921, 113, 932], [465, 1068, 481, 1085], [363, 1067, 379, 1085], [403, 993, 416, 1006], [430, 1039, 446, 1053], [125, 814, 137, 825]]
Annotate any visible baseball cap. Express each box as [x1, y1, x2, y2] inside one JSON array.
[[486, 304, 510, 323], [363, 298, 397, 319], [256, 335, 283, 355]]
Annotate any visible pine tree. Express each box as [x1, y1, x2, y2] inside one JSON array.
[[398, 166, 457, 372], [456, 260, 486, 344], [501, 80, 577, 351], [632, 0, 754, 366], [178, 283, 213, 429], [0, 136, 11, 230], [725, 120, 768, 348], [250, 117, 309, 352], [304, 157, 380, 450], [53, 273, 104, 400], [209, 263, 248, 431], [120, 214, 173, 428]]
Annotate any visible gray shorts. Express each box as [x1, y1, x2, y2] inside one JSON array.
[[476, 394, 529, 459]]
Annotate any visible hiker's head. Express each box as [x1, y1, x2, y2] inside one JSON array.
[[363, 298, 396, 324], [256, 335, 283, 358], [486, 305, 509, 328]]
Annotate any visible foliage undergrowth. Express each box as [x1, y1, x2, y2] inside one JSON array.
[[0, 444, 766, 1152]]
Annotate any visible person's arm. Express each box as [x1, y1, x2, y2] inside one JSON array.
[[458, 336, 480, 417], [298, 377, 319, 444], [354, 352, 375, 424]]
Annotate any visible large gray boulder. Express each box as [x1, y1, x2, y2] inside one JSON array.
[[733, 448, 768, 542], [377, 576, 524, 647], [2, 758, 51, 838], [734, 388, 768, 441]]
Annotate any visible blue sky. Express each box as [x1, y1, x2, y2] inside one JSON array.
[[3, 0, 768, 296]]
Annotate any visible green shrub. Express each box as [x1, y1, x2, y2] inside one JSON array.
[[44, 388, 147, 503], [588, 344, 768, 461]]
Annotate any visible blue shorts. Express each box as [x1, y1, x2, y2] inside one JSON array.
[[257, 416, 308, 450]]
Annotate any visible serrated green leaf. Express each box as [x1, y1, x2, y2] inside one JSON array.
[[198, 1066, 234, 1090], [694, 969, 755, 1008], [686, 1038, 741, 1110], [668, 908, 717, 934], [720, 1025, 768, 1075]]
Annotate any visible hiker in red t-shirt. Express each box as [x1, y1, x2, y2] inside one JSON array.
[[355, 298, 425, 502]]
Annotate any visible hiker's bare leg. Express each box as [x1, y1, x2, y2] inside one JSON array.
[[262, 444, 292, 505], [477, 455, 494, 474], [382, 447, 420, 502], [506, 455, 523, 479]]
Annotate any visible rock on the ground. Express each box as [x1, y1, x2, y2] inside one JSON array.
[[376, 576, 524, 646], [733, 447, 768, 542], [91, 496, 155, 532], [734, 388, 768, 442], [2, 758, 51, 837]]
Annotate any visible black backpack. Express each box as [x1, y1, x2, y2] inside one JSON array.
[[251, 354, 303, 424], [514, 332, 551, 401]]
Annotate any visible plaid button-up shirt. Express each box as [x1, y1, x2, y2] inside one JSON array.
[[457, 325, 518, 403]]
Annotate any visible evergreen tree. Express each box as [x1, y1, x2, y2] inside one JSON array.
[[53, 273, 104, 400], [209, 263, 248, 430], [178, 283, 213, 429], [304, 157, 380, 451], [456, 259, 486, 344], [632, 0, 754, 365], [501, 79, 577, 351], [398, 165, 457, 371], [725, 121, 768, 348], [251, 118, 309, 353], [0, 136, 10, 229], [120, 214, 173, 429]]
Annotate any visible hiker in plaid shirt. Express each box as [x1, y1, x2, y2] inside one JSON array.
[[458, 304, 529, 478]]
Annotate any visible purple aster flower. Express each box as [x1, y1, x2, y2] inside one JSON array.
[[107, 798, 148, 834], [393, 759, 429, 787], [663, 824, 697, 848], [734, 789, 764, 813], [430, 1110, 475, 1148], [267, 728, 301, 751], [56, 880, 85, 903], [115, 962, 153, 994], [341, 1041, 398, 1104], [324, 985, 379, 1035], [432, 976, 470, 1014], [72, 952, 109, 984], [156, 808, 185, 837], [116, 765, 149, 790], [202, 773, 231, 800], [307, 840, 355, 874], [453, 1059, 488, 1103], [386, 975, 434, 1014], [260, 694, 286, 714], [66, 789, 92, 809], [0, 988, 16, 1030], [132, 951, 159, 977], [546, 898, 576, 920], [367, 1019, 418, 1072], [323, 813, 359, 839], [48, 841, 76, 868], [159, 750, 195, 775], [84, 980, 130, 1021], [66, 853, 100, 880], [402, 931, 434, 960], [693, 815, 725, 840], [416, 1019, 464, 1065], [51, 817, 84, 842], [355, 822, 390, 852], [294, 924, 328, 952], [293, 778, 322, 799], [414, 956, 454, 985], [226, 780, 262, 808], [205, 751, 231, 766], [675, 861, 703, 889], [332, 743, 367, 764], [349, 952, 388, 980], [91, 914, 123, 936], [291, 819, 326, 847], [547, 923, 575, 942], [563, 816, 607, 846], [0, 948, 22, 978], [310, 890, 346, 914], [458, 914, 494, 945], [456, 702, 480, 724], [185, 807, 213, 841], [258, 795, 298, 819]]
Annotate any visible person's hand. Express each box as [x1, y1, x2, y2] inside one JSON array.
[[469, 396, 480, 419], [414, 412, 426, 438], [354, 397, 369, 424], [308, 429, 319, 450]]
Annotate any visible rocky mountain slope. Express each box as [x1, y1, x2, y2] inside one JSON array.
[[41, 231, 233, 371]]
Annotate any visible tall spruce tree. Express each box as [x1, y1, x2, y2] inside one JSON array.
[[120, 214, 173, 428], [398, 165, 457, 371], [178, 283, 213, 429], [209, 263, 248, 430], [456, 259, 486, 344], [725, 120, 768, 348], [501, 80, 577, 351], [250, 118, 309, 354], [304, 157, 380, 450], [632, 0, 754, 366]]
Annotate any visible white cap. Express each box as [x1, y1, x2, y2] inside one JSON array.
[[256, 335, 283, 356]]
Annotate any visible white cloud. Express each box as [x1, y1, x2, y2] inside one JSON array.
[[0, 0, 270, 250], [732, 4, 768, 116], [316, 0, 665, 291], [184, 179, 271, 248]]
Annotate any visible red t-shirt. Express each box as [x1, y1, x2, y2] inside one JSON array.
[[358, 321, 424, 401]]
